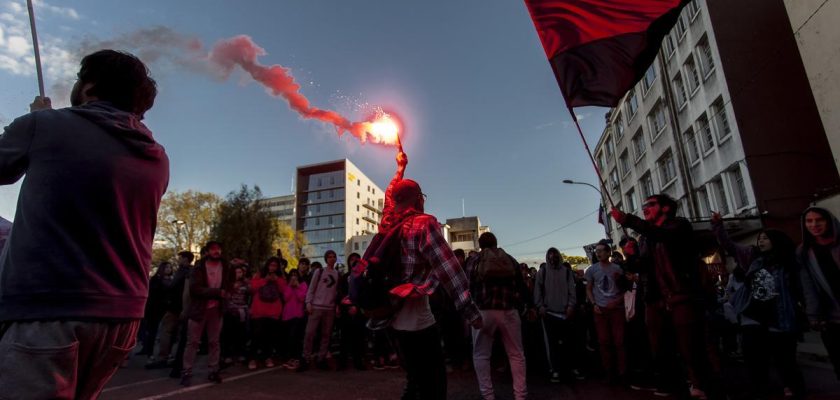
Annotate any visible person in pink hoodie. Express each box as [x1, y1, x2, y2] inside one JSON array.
[[281, 269, 309, 369], [248, 257, 286, 370]]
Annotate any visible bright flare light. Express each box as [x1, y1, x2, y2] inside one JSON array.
[[364, 112, 401, 146]]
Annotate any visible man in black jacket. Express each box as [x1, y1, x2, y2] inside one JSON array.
[[180, 241, 233, 386], [611, 194, 716, 399]]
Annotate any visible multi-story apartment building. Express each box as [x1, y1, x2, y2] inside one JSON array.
[[594, 0, 838, 244], [445, 216, 490, 253], [261, 194, 296, 229], [295, 159, 384, 264]]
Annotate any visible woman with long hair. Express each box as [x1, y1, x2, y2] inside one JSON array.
[[712, 213, 806, 399], [247, 256, 286, 369]]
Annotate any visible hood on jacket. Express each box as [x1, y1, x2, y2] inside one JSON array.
[[800, 207, 840, 251], [68, 101, 165, 160], [545, 247, 562, 267]]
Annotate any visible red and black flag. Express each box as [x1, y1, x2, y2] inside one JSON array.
[[525, 0, 688, 108]]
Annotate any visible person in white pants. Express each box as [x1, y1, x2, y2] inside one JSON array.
[[467, 232, 534, 400]]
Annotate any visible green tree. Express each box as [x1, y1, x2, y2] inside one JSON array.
[[212, 184, 278, 266], [151, 247, 176, 267], [156, 190, 221, 254], [273, 221, 307, 271]]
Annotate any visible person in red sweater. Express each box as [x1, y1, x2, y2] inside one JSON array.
[[248, 257, 286, 369]]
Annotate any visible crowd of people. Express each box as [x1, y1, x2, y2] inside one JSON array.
[[129, 197, 840, 400], [2, 48, 839, 400]]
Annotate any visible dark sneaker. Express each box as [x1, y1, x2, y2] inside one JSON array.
[[373, 361, 385, 370], [179, 374, 192, 387], [208, 371, 222, 384], [296, 359, 309, 373]]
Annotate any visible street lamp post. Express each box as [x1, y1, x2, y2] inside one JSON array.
[[170, 219, 185, 252], [562, 179, 613, 240]]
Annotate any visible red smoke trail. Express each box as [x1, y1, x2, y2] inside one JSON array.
[[208, 35, 399, 146]]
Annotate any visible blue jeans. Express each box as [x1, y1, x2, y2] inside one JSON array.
[[0, 319, 138, 399]]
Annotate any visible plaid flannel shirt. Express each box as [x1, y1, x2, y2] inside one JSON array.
[[398, 212, 481, 323]]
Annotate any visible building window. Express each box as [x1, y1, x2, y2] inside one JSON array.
[[664, 33, 676, 58], [698, 37, 715, 78], [597, 151, 605, 171], [610, 168, 620, 194], [605, 135, 615, 160], [632, 130, 646, 160], [686, 57, 700, 95], [731, 167, 749, 209], [626, 92, 638, 121], [710, 97, 731, 140], [357, 192, 360, 199], [356, 218, 359, 225], [626, 188, 638, 213], [675, 14, 688, 41], [615, 115, 625, 138], [354, 242, 359, 251], [684, 127, 699, 163], [697, 186, 712, 217], [657, 150, 677, 186], [619, 151, 630, 177], [697, 113, 714, 153], [640, 172, 654, 199], [649, 101, 667, 139], [642, 65, 657, 94], [673, 73, 687, 109], [712, 177, 730, 215], [686, 0, 701, 21], [357, 179, 361, 186]]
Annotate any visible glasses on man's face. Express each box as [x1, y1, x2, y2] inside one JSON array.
[[419, 193, 427, 200], [642, 201, 658, 209]]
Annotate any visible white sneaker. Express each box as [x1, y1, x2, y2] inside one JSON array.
[[265, 358, 275, 368], [248, 360, 257, 370]]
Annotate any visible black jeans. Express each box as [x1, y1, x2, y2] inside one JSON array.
[[541, 314, 574, 375], [646, 301, 718, 396], [393, 325, 447, 400], [741, 325, 806, 397], [822, 323, 840, 380], [250, 318, 280, 360]]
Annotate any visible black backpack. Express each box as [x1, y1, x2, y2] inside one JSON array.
[[349, 215, 417, 322], [258, 280, 281, 303]]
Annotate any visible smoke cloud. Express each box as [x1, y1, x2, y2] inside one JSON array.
[[58, 27, 386, 144]]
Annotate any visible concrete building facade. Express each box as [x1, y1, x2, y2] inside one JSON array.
[[261, 194, 296, 229], [445, 216, 490, 253], [295, 159, 384, 264], [594, 0, 839, 244], [783, 0, 840, 215]]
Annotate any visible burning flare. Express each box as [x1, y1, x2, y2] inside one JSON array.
[[208, 35, 401, 146]]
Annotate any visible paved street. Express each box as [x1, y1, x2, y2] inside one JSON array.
[[102, 353, 840, 400]]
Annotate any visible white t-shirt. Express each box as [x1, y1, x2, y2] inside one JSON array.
[[391, 295, 436, 332]]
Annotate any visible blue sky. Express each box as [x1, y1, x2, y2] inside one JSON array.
[[0, 0, 610, 262]]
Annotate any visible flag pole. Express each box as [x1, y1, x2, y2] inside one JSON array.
[[565, 104, 629, 239], [26, 0, 46, 98]]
